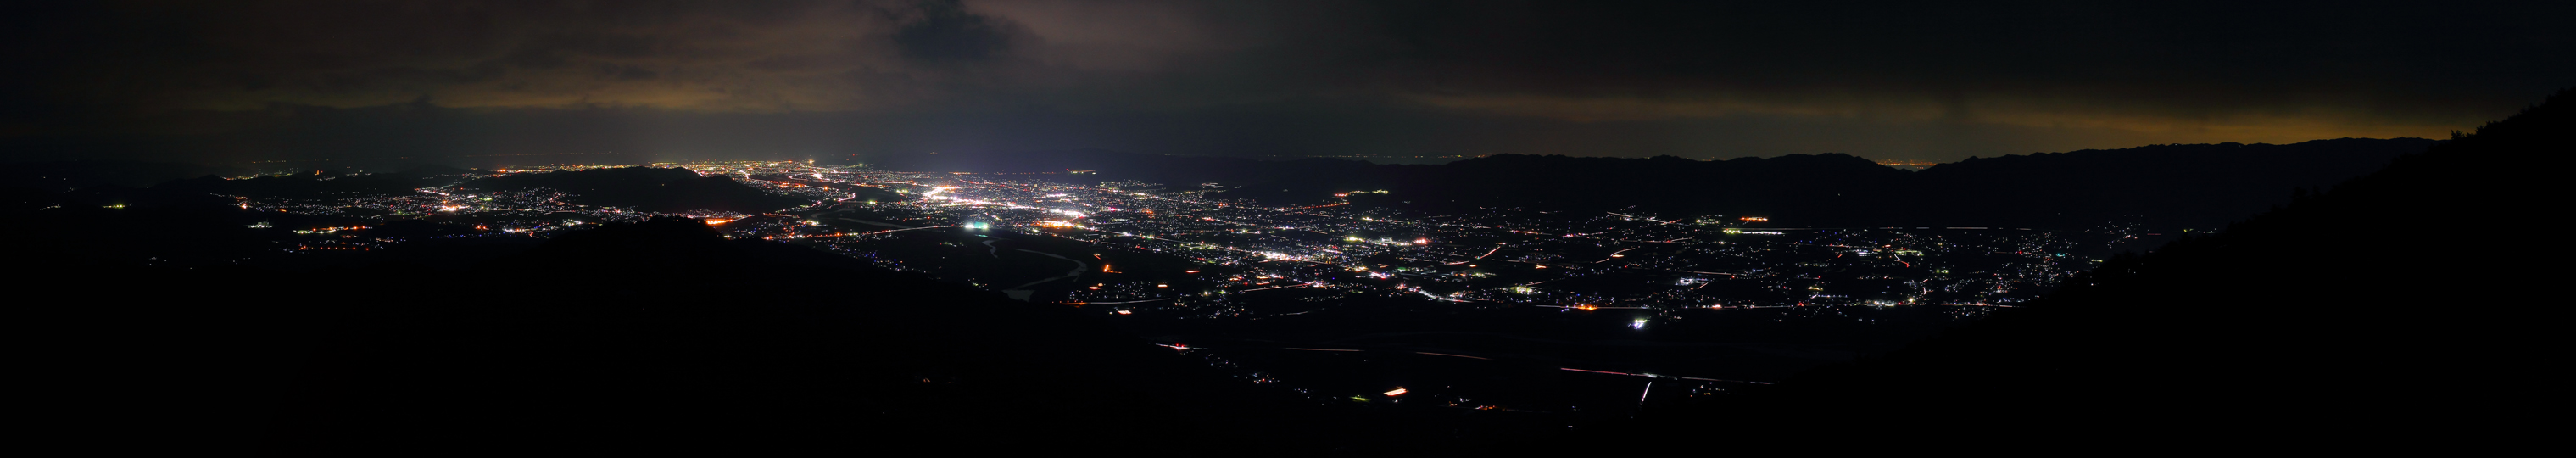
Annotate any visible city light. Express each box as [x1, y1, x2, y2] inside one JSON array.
[[189, 159, 2103, 396]]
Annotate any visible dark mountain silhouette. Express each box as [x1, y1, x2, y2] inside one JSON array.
[[25, 216, 1333, 451], [1314, 138, 2430, 229], [1, 181, 305, 271], [879, 137, 2430, 230], [251, 218, 1279, 450], [0, 159, 248, 191], [36, 165, 803, 214], [1899, 138, 2437, 228], [1584, 89, 2568, 452], [153, 170, 444, 199], [5, 137, 2426, 230], [455, 166, 811, 213]]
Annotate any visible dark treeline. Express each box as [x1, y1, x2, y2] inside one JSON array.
[[1574, 89, 2568, 452]]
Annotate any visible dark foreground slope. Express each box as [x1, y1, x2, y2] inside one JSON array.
[[25, 218, 1343, 452], [264, 221, 1274, 450], [1598, 90, 2568, 450]]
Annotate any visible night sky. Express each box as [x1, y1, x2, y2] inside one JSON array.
[[3, 1, 2566, 165]]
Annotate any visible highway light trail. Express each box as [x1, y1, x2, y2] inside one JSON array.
[[779, 225, 955, 239], [1414, 352, 1492, 360], [1086, 298, 1174, 304], [1560, 367, 1773, 384], [1238, 282, 1319, 293], [1006, 249, 1086, 289]]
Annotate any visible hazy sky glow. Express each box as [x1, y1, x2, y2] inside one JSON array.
[[3, 0, 2567, 164]]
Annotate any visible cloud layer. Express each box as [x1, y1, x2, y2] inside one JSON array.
[[3, 0, 2568, 162]]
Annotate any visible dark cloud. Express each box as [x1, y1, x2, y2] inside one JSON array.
[[895, 0, 1023, 61], [1, 0, 2567, 163]]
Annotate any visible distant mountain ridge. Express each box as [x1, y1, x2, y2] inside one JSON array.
[[1893, 137, 2435, 228], [8, 138, 2431, 229], [928, 138, 2431, 229], [0, 159, 249, 191]]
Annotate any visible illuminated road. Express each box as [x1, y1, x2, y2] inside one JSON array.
[[1234, 343, 1778, 384], [1005, 248, 1087, 290]]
